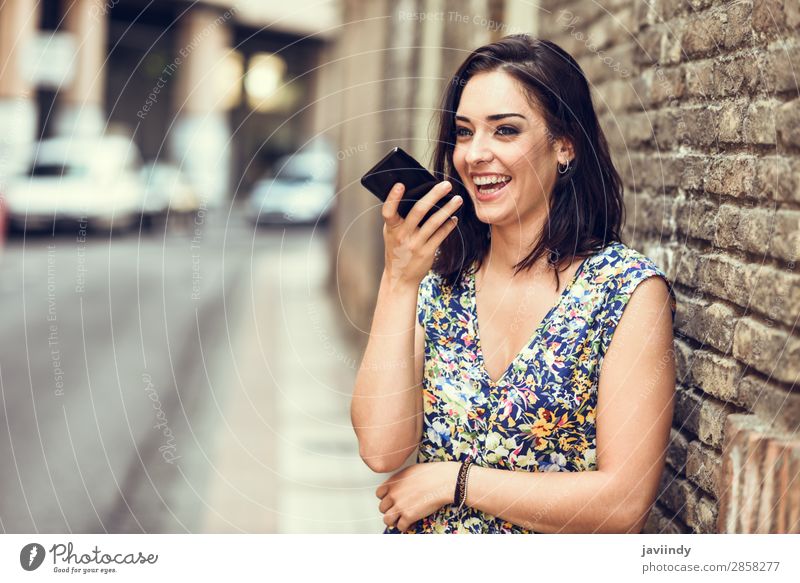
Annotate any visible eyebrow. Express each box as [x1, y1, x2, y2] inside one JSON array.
[[454, 113, 527, 122]]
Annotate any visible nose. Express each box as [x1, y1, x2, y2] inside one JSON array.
[[464, 132, 493, 167]]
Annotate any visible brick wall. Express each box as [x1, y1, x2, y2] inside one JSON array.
[[332, 0, 799, 532], [539, 0, 800, 533]]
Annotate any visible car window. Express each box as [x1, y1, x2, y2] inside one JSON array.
[[29, 164, 88, 177], [274, 153, 336, 182]]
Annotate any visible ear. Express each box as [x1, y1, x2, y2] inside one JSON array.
[[555, 138, 575, 165]]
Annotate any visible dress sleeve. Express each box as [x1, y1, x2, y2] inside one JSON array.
[[598, 257, 677, 359]]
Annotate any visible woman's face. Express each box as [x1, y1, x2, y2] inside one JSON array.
[[452, 70, 568, 227]]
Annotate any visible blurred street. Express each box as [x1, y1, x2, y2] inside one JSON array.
[[0, 210, 382, 533]]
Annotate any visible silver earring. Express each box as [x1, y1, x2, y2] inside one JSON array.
[[557, 159, 571, 174]]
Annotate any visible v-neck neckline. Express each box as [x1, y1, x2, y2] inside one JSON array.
[[469, 252, 596, 387]]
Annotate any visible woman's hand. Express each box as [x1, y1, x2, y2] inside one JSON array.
[[382, 181, 463, 291], [376, 461, 460, 531]]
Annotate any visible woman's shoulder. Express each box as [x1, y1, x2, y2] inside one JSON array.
[[588, 241, 676, 317], [589, 241, 669, 284]]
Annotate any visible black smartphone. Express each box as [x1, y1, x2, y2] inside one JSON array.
[[360, 146, 456, 226]]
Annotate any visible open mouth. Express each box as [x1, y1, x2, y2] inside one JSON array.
[[473, 175, 512, 200]]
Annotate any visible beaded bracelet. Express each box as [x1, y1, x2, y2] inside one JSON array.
[[457, 461, 474, 511], [453, 459, 474, 510]]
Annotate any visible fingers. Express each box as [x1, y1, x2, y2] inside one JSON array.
[[378, 495, 393, 514], [405, 181, 452, 230], [381, 182, 405, 229], [382, 506, 401, 528], [418, 194, 463, 241], [423, 214, 460, 253]]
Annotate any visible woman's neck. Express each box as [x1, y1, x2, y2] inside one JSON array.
[[483, 209, 550, 279]]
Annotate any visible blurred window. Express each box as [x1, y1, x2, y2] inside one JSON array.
[[29, 164, 88, 177]]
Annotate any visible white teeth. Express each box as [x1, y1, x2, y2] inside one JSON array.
[[473, 175, 511, 186]]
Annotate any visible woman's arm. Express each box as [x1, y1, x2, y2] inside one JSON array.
[[462, 276, 676, 532], [351, 272, 425, 474], [351, 181, 462, 474], [376, 275, 675, 532]]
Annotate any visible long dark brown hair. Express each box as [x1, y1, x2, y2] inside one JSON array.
[[431, 34, 624, 290]]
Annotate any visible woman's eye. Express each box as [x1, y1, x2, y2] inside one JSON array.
[[454, 126, 518, 137]]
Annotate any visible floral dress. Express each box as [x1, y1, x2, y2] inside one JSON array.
[[384, 241, 677, 534]]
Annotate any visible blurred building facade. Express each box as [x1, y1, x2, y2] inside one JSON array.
[[328, 0, 800, 534], [0, 0, 340, 205]]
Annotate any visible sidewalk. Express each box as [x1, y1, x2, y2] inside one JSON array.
[[201, 227, 385, 533]]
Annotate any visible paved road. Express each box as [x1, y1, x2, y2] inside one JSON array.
[[0, 210, 263, 533], [0, 210, 385, 533]]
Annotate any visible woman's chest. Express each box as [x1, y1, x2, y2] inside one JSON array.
[[422, 310, 601, 471], [427, 287, 601, 388], [474, 285, 559, 382]]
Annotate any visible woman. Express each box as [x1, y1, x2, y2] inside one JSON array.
[[350, 34, 677, 533]]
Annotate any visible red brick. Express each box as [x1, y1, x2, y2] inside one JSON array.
[[777, 98, 800, 148], [723, 0, 754, 49], [764, 46, 800, 94], [749, 264, 800, 328], [715, 52, 764, 97], [667, 427, 690, 473], [738, 374, 800, 433], [705, 156, 756, 197], [773, 439, 800, 533], [754, 156, 800, 202], [733, 316, 800, 384], [674, 338, 695, 386], [686, 439, 723, 497], [682, 10, 726, 58], [717, 414, 774, 532], [659, 469, 719, 532], [718, 100, 746, 143], [697, 253, 759, 310], [675, 294, 736, 353], [753, 0, 786, 34], [713, 204, 775, 256], [684, 105, 721, 146], [679, 156, 708, 190], [769, 209, 800, 262], [718, 414, 799, 532], [650, 65, 685, 105], [675, 195, 718, 241], [700, 394, 740, 449], [743, 100, 777, 145], [691, 350, 742, 401], [644, 499, 691, 534], [684, 59, 715, 98]]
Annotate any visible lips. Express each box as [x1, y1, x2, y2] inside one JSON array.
[[472, 174, 512, 202]]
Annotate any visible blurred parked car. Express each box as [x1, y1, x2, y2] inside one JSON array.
[[140, 162, 200, 231], [248, 149, 337, 225], [3, 135, 145, 232], [0, 194, 7, 254]]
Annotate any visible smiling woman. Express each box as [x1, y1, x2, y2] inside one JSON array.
[[351, 34, 677, 534]]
